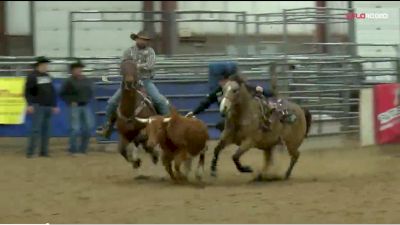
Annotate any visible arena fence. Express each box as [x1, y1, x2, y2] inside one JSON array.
[[1, 53, 399, 142], [67, 7, 354, 57]]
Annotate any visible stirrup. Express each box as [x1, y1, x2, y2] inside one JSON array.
[[96, 123, 113, 139]]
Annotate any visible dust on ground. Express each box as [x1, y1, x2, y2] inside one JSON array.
[[0, 137, 399, 223]]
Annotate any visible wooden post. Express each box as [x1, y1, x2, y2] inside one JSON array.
[[161, 1, 177, 56], [316, 1, 327, 53], [0, 1, 7, 55]]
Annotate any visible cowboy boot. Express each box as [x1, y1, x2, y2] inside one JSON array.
[[96, 113, 117, 139]]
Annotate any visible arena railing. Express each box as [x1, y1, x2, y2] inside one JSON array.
[[1, 54, 398, 137]]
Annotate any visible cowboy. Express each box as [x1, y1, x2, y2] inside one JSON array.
[[97, 30, 170, 139], [60, 59, 94, 156], [185, 62, 275, 131], [24, 56, 59, 158]]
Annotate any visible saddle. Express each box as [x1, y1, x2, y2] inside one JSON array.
[[254, 95, 296, 131]]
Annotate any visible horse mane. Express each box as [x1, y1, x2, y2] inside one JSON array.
[[228, 74, 258, 96], [120, 60, 138, 81], [228, 74, 246, 85]]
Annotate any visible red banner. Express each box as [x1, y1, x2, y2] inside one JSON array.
[[374, 83, 400, 144]]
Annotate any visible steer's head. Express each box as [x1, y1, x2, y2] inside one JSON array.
[[135, 116, 171, 149]]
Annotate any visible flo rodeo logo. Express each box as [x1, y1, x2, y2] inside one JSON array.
[[346, 12, 389, 20]]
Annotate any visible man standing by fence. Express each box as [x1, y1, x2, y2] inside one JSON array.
[[60, 59, 94, 156], [24, 56, 59, 158]]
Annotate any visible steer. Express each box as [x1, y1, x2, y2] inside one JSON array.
[[136, 108, 209, 182]]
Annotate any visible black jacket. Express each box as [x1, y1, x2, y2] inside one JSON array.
[[60, 76, 93, 105], [192, 84, 274, 115], [24, 70, 57, 107]]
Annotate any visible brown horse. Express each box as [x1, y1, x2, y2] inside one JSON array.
[[116, 60, 159, 169], [211, 75, 312, 180]]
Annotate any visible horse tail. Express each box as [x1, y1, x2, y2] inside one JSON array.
[[269, 62, 279, 96], [303, 108, 312, 137]]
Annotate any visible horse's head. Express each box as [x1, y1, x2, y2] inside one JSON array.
[[220, 75, 247, 116], [121, 60, 139, 90]]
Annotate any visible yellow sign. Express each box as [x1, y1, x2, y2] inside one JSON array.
[[0, 77, 27, 124]]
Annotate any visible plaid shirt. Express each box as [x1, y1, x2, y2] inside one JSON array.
[[122, 45, 156, 79]]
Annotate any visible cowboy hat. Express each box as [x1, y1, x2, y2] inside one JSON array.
[[69, 58, 85, 70], [34, 56, 51, 66], [130, 30, 152, 40]]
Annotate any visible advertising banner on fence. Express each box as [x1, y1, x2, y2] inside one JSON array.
[[0, 77, 27, 124], [374, 83, 400, 144]]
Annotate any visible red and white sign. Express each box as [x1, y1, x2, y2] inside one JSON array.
[[374, 83, 400, 144]]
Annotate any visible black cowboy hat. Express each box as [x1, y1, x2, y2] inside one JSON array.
[[130, 30, 152, 41], [34, 56, 51, 66], [69, 58, 85, 70]]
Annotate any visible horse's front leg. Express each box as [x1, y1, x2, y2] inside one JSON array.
[[118, 137, 130, 162], [210, 137, 230, 177], [131, 144, 142, 169], [134, 132, 159, 165], [232, 139, 254, 173]]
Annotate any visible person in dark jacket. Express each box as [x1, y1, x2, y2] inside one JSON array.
[[24, 56, 59, 158], [185, 64, 274, 131], [60, 59, 94, 156]]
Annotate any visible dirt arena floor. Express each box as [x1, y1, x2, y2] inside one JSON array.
[[1, 137, 400, 224]]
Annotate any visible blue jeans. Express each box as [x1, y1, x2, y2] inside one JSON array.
[[69, 105, 94, 154], [26, 105, 52, 156], [105, 79, 170, 119]]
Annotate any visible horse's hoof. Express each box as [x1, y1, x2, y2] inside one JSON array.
[[210, 170, 217, 177], [284, 172, 291, 180], [152, 155, 159, 165], [253, 174, 264, 182], [195, 174, 202, 181], [132, 159, 142, 169], [239, 166, 253, 173]]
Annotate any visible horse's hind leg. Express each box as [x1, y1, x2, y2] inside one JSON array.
[[285, 145, 300, 180], [255, 148, 273, 181], [232, 140, 253, 173]]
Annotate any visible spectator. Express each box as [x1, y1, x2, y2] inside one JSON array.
[[24, 56, 59, 158], [60, 59, 94, 156]]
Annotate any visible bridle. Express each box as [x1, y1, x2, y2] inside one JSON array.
[[117, 80, 152, 123]]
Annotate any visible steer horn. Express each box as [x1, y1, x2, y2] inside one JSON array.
[[135, 117, 150, 123], [163, 118, 171, 123]]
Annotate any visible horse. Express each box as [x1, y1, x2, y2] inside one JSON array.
[[116, 60, 159, 169], [210, 75, 312, 180]]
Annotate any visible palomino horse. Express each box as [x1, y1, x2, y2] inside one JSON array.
[[116, 60, 159, 169], [211, 75, 312, 180]]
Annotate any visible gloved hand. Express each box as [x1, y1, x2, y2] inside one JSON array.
[[185, 111, 194, 117]]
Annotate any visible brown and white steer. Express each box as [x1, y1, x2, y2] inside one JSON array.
[[136, 108, 209, 182]]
